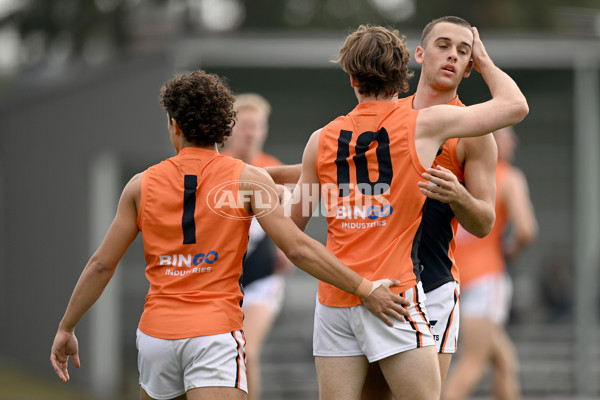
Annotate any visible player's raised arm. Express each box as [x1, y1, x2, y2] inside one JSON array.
[[417, 27, 528, 146]]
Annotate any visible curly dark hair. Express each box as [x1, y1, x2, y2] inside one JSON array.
[[334, 25, 413, 98], [160, 70, 236, 147]]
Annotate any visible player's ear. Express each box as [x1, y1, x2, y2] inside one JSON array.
[[415, 46, 425, 65], [349, 75, 357, 87], [170, 117, 182, 135], [464, 60, 473, 78]]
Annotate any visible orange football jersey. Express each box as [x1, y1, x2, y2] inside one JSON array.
[[137, 147, 252, 339], [316, 101, 424, 307]]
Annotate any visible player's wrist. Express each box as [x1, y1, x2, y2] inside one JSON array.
[[354, 277, 374, 299]]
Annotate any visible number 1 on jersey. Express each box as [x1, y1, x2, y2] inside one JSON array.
[[182, 175, 197, 244]]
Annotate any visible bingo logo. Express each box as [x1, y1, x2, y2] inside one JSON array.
[[336, 204, 393, 220], [207, 180, 279, 220], [159, 251, 219, 267], [160, 252, 219, 276]]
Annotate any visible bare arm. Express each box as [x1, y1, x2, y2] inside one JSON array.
[[416, 28, 528, 166], [264, 164, 302, 185], [502, 166, 538, 259], [241, 164, 410, 325], [417, 136, 497, 237], [50, 173, 142, 382], [454, 135, 498, 236], [289, 129, 322, 231]]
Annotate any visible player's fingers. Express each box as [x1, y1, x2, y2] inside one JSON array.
[[386, 309, 406, 323], [421, 174, 445, 189], [391, 302, 410, 319], [427, 167, 451, 179], [72, 351, 80, 369], [392, 295, 411, 308], [377, 313, 394, 327], [418, 182, 442, 195], [419, 188, 445, 201], [424, 173, 450, 188], [51, 357, 68, 382], [418, 181, 437, 190]]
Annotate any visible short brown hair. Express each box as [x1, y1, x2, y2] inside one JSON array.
[[160, 70, 236, 147], [421, 16, 472, 47], [334, 25, 413, 97]]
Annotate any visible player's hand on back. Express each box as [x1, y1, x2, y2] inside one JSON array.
[[361, 279, 410, 326]]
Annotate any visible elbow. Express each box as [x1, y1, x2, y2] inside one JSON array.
[[473, 221, 494, 238], [472, 221, 494, 238], [518, 99, 530, 121], [470, 210, 496, 239], [280, 238, 308, 267], [88, 255, 117, 278], [512, 97, 529, 124], [282, 234, 320, 270], [283, 246, 305, 269]]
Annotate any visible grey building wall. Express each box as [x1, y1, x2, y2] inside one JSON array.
[[0, 51, 173, 387]]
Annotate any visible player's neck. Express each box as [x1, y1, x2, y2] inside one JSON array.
[[412, 82, 457, 109], [356, 93, 398, 104], [178, 142, 218, 153]]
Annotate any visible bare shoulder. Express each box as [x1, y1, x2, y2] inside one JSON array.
[[240, 164, 271, 183], [123, 172, 143, 197], [306, 128, 322, 150]]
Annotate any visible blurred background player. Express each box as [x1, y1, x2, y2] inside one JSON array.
[[443, 126, 538, 400], [224, 93, 293, 400]]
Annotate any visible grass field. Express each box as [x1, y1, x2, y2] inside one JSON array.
[[0, 362, 86, 400]]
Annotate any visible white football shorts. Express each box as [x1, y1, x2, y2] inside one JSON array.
[[424, 281, 460, 353], [313, 282, 435, 362], [136, 329, 247, 399], [460, 272, 513, 325]]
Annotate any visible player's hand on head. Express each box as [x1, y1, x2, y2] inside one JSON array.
[[50, 330, 80, 382], [470, 27, 491, 74], [361, 279, 410, 326]]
